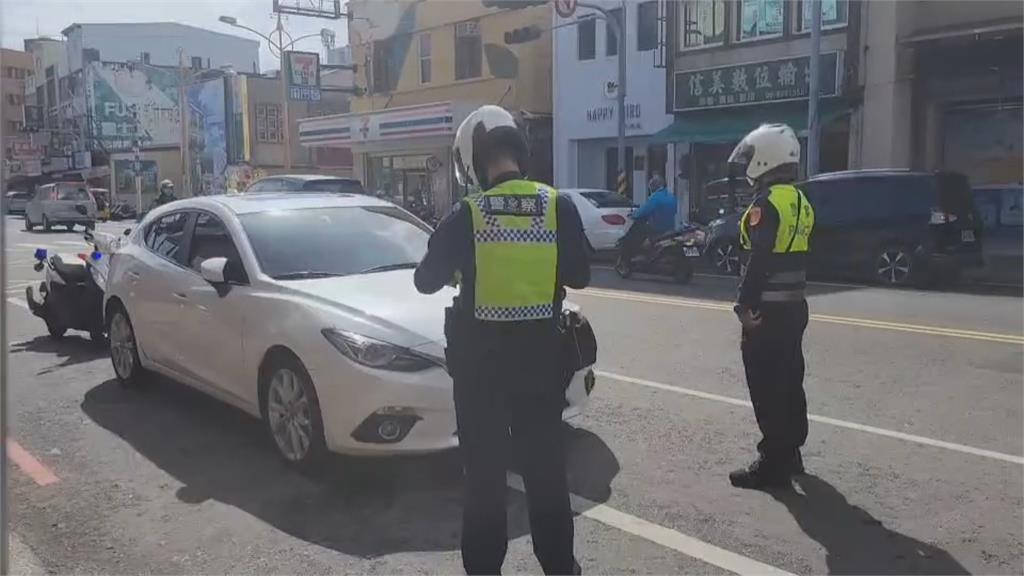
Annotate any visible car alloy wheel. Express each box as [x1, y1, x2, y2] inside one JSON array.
[[876, 247, 912, 285], [109, 308, 141, 385], [267, 368, 315, 463], [42, 215, 52, 231], [714, 242, 740, 275]]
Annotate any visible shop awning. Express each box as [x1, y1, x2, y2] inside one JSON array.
[[652, 100, 851, 144]]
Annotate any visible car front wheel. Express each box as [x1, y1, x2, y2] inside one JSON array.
[[262, 355, 327, 470], [108, 304, 145, 387], [24, 216, 34, 231], [875, 245, 915, 286]]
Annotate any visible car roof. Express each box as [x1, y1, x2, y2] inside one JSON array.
[[258, 174, 359, 182], [805, 169, 931, 182], [173, 192, 395, 215]]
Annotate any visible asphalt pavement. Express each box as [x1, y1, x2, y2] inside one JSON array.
[[3, 214, 1022, 575]]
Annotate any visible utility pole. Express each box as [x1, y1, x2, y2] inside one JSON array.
[[277, 12, 293, 170], [807, 0, 822, 177], [178, 48, 190, 196]]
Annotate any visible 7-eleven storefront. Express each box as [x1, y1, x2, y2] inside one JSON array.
[[300, 101, 473, 217]]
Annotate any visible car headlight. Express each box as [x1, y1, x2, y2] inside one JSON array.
[[322, 329, 440, 372]]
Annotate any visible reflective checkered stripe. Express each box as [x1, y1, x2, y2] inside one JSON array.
[[467, 180, 558, 322]]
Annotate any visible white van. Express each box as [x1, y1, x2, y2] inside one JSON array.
[[24, 182, 97, 231]]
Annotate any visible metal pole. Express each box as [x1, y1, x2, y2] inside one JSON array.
[[278, 13, 293, 170], [807, 0, 822, 177], [133, 138, 143, 215], [615, 1, 627, 200], [178, 49, 190, 196]]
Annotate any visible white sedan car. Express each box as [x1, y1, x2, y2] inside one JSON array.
[[104, 193, 594, 468], [560, 188, 636, 251]]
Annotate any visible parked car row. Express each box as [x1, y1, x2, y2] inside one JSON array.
[[702, 170, 987, 287]]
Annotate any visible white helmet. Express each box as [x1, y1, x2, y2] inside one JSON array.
[[453, 105, 528, 189], [728, 124, 801, 182]]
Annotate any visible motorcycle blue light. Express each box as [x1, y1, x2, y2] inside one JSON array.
[[90, 251, 102, 261], [33, 248, 47, 261]]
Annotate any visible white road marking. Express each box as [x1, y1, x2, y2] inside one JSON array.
[[592, 264, 867, 289], [598, 370, 1024, 466], [54, 240, 88, 246], [6, 297, 30, 311], [507, 473, 793, 576]]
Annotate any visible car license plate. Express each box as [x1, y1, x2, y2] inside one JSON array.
[[961, 230, 975, 242], [683, 247, 700, 257]]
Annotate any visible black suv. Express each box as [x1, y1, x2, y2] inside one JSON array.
[[804, 170, 982, 286], [703, 170, 984, 286]]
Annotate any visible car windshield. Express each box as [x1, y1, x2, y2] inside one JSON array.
[[302, 179, 366, 195], [240, 206, 430, 280], [56, 186, 90, 201], [579, 190, 633, 208]]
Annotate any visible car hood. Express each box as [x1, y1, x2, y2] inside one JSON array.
[[282, 269, 455, 348]]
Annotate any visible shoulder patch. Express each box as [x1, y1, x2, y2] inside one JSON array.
[[748, 206, 762, 226]]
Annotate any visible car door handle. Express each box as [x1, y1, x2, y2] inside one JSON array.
[[127, 270, 141, 280], [172, 292, 188, 301]]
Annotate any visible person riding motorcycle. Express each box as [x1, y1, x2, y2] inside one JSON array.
[[622, 174, 678, 258], [150, 179, 177, 209]]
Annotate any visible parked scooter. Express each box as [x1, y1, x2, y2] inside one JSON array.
[[25, 231, 116, 343], [614, 217, 707, 284]]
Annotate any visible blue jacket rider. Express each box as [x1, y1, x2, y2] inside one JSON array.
[[632, 174, 678, 236]]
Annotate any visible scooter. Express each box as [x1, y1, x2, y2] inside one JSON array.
[[25, 231, 116, 343], [614, 217, 707, 284]]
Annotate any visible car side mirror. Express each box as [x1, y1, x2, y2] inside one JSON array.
[[200, 257, 228, 284]]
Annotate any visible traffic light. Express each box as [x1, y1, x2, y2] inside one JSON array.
[[483, 0, 548, 9], [504, 25, 544, 44]]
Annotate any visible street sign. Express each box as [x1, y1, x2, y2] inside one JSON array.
[[555, 0, 577, 18], [289, 86, 322, 101]]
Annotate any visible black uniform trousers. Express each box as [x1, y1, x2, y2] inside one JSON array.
[[447, 316, 576, 575], [740, 300, 810, 464]]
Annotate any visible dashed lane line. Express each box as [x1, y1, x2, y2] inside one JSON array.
[[507, 473, 793, 576], [597, 370, 1024, 466], [573, 287, 1024, 345]]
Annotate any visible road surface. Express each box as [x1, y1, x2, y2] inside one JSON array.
[[4, 214, 1022, 574]]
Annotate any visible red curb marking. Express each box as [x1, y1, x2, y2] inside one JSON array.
[[7, 439, 59, 486]]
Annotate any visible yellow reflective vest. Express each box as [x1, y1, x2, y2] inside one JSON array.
[[740, 184, 814, 253], [465, 180, 558, 321]]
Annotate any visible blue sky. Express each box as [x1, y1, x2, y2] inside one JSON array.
[[1, 0, 350, 71]]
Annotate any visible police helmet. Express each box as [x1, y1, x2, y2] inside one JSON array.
[[453, 105, 529, 190], [159, 179, 174, 191], [728, 124, 800, 183]]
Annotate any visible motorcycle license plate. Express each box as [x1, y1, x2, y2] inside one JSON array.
[[683, 247, 700, 257], [961, 230, 975, 243]]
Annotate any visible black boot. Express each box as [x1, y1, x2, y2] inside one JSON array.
[[729, 456, 791, 489]]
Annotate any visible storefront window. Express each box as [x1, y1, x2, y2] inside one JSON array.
[[366, 154, 436, 218], [737, 0, 783, 42], [798, 0, 848, 31], [680, 0, 726, 49]]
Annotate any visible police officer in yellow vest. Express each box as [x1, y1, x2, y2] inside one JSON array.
[[727, 124, 815, 490], [415, 105, 590, 574]]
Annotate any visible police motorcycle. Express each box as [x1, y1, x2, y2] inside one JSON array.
[[25, 230, 121, 343], [614, 216, 707, 284]]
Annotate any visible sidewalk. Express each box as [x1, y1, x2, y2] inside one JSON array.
[[10, 532, 45, 576]]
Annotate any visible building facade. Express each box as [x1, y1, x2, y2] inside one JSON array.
[[299, 0, 554, 216], [62, 22, 260, 75], [17, 23, 263, 201], [1, 48, 35, 191], [553, 0, 676, 206], [664, 0, 1022, 216]]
